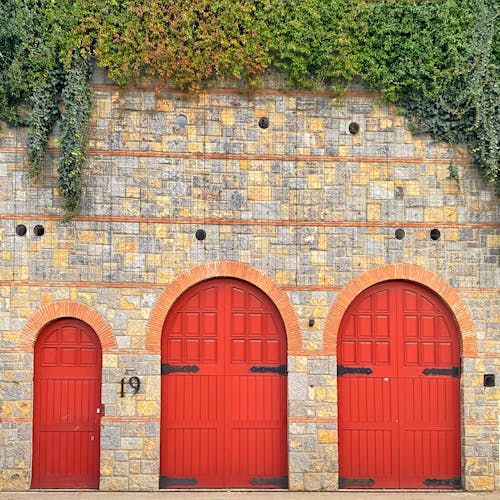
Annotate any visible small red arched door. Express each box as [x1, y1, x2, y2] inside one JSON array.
[[160, 278, 287, 489], [32, 318, 102, 489], [338, 281, 461, 489]]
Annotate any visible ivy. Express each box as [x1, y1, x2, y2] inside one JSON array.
[[91, 0, 270, 90], [27, 72, 62, 178], [58, 52, 93, 218], [263, 0, 361, 89], [0, 0, 498, 218], [353, 0, 499, 192]]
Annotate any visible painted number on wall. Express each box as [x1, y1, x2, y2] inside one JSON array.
[[120, 376, 141, 397]]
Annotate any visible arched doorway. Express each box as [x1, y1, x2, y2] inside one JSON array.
[[337, 281, 461, 489], [160, 278, 288, 488], [32, 318, 102, 489]]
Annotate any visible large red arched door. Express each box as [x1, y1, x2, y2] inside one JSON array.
[[160, 278, 287, 489], [32, 318, 102, 489], [338, 281, 461, 489]]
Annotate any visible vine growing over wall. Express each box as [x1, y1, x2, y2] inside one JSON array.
[[0, 0, 498, 216], [0, 0, 95, 215]]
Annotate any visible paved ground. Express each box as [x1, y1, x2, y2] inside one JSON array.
[[1, 491, 498, 500]]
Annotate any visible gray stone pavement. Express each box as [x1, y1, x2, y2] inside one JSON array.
[[1, 491, 498, 500]]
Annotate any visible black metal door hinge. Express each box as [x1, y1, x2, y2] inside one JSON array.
[[424, 477, 461, 488], [161, 363, 199, 375], [337, 365, 373, 376], [250, 475, 288, 487], [250, 364, 287, 375], [339, 476, 375, 487], [159, 476, 198, 488], [422, 366, 459, 378]]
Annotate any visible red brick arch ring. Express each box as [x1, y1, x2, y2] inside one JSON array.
[[18, 301, 115, 352], [323, 263, 476, 357], [146, 262, 302, 354]]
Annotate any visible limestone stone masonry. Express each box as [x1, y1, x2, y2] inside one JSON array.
[[0, 71, 498, 491]]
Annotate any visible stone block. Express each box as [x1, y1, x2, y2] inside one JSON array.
[[289, 452, 311, 473], [466, 475, 495, 491], [101, 427, 121, 450], [288, 373, 308, 401]]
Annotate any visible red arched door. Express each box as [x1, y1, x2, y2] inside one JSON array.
[[338, 281, 461, 489], [32, 318, 102, 489], [160, 278, 287, 489]]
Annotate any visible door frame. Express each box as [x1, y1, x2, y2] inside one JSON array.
[[336, 279, 462, 489], [159, 277, 288, 489], [32, 317, 103, 489]]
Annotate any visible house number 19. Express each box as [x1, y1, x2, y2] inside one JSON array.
[[120, 376, 141, 397]]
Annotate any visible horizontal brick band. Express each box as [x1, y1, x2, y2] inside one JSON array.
[[289, 417, 338, 423], [0, 280, 498, 295], [0, 417, 32, 422], [463, 420, 498, 426], [2, 212, 497, 229], [102, 417, 160, 422], [0, 146, 472, 165]]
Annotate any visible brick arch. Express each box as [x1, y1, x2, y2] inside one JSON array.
[[18, 301, 115, 352], [146, 262, 301, 354], [323, 263, 476, 357]]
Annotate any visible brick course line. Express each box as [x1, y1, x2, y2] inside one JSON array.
[[1, 281, 498, 295], [2, 212, 497, 229], [0, 146, 472, 165], [463, 420, 498, 425], [102, 417, 160, 422], [289, 417, 338, 423], [104, 349, 156, 355], [88, 149, 472, 165]]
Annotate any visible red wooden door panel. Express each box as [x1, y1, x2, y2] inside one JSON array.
[[32, 319, 102, 489], [161, 278, 287, 489], [338, 281, 460, 489]]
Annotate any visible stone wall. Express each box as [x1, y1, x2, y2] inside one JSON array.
[[0, 71, 498, 491]]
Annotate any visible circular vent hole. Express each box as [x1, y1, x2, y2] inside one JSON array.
[[16, 224, 27, 236], [348, 122, 360, 134], [176, 114, 188, 127], [258, 117, 269, 129], [34, 225, 45, 236], [395, 228, 406, 240], [195, 229, 207, 241], [430, 228, 441, 240]]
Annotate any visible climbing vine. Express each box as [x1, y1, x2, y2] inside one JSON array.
[[0, 0, 498, 216], [354, 0, 499, 192], [0, 0, 95, 214], [58, 53, 93, 218], [91, 0, 270, 91]]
